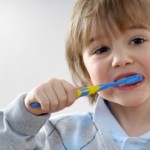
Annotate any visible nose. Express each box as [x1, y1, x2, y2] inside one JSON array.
[[112, 52, 134, 68]]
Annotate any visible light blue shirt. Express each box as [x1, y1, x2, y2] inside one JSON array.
[[93, 97, 150, 150]]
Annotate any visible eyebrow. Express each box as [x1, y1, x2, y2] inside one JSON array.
[[89, 37, 97, 43], [87, 36, 101, 47], [128, 25, 147, 30], [88, 35, 104, 44], [87, 25, 148, 46]]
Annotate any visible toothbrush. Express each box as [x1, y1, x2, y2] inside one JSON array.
[[30, 74, 142, 108]]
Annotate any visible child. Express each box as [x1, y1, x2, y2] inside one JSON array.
[[1, 0, 150, 149]]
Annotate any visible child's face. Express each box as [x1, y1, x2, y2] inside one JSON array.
[[82, 25, 150, 107]]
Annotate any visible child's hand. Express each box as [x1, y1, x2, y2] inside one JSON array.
[[24, 79, 78, 115]]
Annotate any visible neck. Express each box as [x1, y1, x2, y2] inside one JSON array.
[[110, 102, 150, 137]]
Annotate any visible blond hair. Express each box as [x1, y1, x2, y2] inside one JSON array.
[[66, 0, 150, 103]]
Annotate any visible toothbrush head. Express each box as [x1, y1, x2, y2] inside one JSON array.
[[119, 74, 143, 85]]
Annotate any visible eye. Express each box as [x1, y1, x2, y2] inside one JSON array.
[[93, 46, 110, 54], [130, 37, 146, 45]]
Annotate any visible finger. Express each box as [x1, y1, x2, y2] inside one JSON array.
[[43, 79, 60, 112], [35, 86, 50, 112], [61, 80, 77, 107], [52, 80, 68, 110], [24, 89, 49, 115], [30, 86, 51, 113]]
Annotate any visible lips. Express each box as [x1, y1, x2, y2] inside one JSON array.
[[113, 73, 144, 90], [114, 73, 141, 82]]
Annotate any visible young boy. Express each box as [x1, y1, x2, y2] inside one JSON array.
[[1, 0, 150, 149]]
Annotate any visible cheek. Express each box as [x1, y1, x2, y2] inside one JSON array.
[[84, 59, 107, 85], [136, 49, 150, 76]]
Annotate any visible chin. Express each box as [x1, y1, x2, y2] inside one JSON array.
[[119, 99, 145, 107]]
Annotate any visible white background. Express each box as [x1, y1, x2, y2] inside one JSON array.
[[0, 0, 95, 115]]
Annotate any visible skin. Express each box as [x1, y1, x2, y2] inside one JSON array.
[[24, 79, 77, 115], [25, 23, 150, 136], [82, 24, 150, 136]]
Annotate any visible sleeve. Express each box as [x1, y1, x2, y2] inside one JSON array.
[[0, 93, 50, 150]]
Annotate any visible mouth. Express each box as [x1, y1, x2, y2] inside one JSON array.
[[114, 73, 144, 87]]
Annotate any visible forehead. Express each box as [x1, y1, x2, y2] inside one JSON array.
[[76, 0, 150, 51], [84, 17, 150, 48], [89, 23, 148, 43]]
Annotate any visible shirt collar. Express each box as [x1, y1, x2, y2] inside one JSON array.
[[93, 97, 128, 137], [93, 96, 150, 138]]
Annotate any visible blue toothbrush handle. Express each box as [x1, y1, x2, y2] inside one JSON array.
[[30, 74, 142, 108], [30, 102, 41, 108]]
